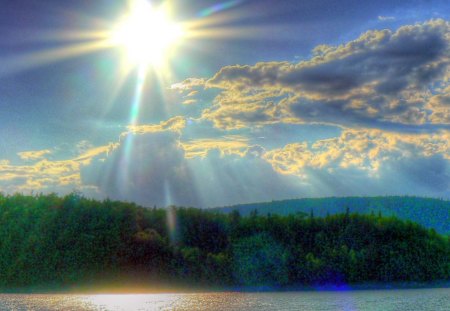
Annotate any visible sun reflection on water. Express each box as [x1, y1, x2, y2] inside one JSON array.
[[0, 289, 448, 311], [83, 294, 179, 311], [80, 293, 254, 311]]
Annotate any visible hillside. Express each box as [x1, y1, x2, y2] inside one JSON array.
[[0, 193, 448, 291], [215, 196, 450, 234]]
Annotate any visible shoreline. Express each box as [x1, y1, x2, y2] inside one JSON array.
[[1, 281, 448, 295]]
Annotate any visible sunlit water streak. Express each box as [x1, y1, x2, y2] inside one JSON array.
[[0, 288, 448, 311]]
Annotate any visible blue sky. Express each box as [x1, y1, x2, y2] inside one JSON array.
[[0, 0, 449, 207]]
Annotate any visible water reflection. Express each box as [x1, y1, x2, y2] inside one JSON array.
[[0, 288, 448, 311], [84, 294, 179, 310]]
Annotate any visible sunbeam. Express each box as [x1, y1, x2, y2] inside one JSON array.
[[0, 39, 111, 78]]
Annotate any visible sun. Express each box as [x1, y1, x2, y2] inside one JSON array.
[[109, 0, 184, 68]]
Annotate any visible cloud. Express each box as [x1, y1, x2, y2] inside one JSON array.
[[378, 16, 396, 21], [201, 99, 281, 130], [4, 116, 450, 204], [183, 90, 200, 105], [17, 149, 52, 162], [0, 117, 185, 198], [186, 91, 199, 97], [181, 135, 250, 158], [0, 158, 83, 194], [269, 129, 448, 172], [74, 144, 117, 163], [262, 128, 450, 197], [427, 85, 450, 123], [0, 144, 113, 195], [170, 78, 206, 91], [264, 128, 450, 175], [294, 159, 449, 199], [125, 116, 186, 135], [80, 126, 450, 206], [188, 20, 450, 130], [82, 130, 198, 206], [182, 99, 198, 105], [81, 128, 306, 207]]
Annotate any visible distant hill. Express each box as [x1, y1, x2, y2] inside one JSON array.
[[215, 196, 450, 234]]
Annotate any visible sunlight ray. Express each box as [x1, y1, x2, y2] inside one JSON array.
[[117, 66, 148, 199], [0, 39, 111, 77], [30, 29, 111, 43], [129, 67, 147, 126]]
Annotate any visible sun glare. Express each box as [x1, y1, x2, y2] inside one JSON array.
[[110, 0, 184, 68]]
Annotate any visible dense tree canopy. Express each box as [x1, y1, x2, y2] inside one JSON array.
[[0, 193, 448, 291]]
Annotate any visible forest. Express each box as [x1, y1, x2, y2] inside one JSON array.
[[217, 196, 450, 234], [0, 193, 448, 291]]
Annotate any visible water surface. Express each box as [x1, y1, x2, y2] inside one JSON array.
[[0, 288, 448, 310]]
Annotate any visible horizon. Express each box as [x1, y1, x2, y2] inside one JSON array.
[[2, 191, 449, 209], [1, 0, 449, 208]]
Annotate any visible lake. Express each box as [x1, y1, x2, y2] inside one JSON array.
[[0, 288, 448, 310]]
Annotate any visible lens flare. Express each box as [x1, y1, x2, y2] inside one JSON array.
[[198, 0, 243, 17]]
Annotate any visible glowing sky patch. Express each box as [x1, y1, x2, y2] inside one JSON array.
[[109, 0, 185, 68]]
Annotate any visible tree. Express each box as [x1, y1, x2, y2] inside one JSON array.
[[232, 233, 289, 287]]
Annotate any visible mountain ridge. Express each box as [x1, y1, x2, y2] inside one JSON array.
[[213, 196, 450, 234]]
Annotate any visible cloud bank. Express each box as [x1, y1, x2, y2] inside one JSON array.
[[185, 20, 450, 130]]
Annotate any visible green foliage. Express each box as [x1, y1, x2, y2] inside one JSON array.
[[232, 233, 289, 287], [0, 193, 447, 290]]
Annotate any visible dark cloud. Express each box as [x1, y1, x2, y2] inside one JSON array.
[[209, 20, 449, 96], [200, 20, 450, 130], [82, 131, 201, 207], [287, 97, 439, 131]]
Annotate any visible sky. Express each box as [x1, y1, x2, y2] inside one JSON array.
[[0, 0, 449, 207]]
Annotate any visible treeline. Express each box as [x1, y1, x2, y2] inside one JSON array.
[[217, 196, 450, 234], [0, 193, 448, 291]]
